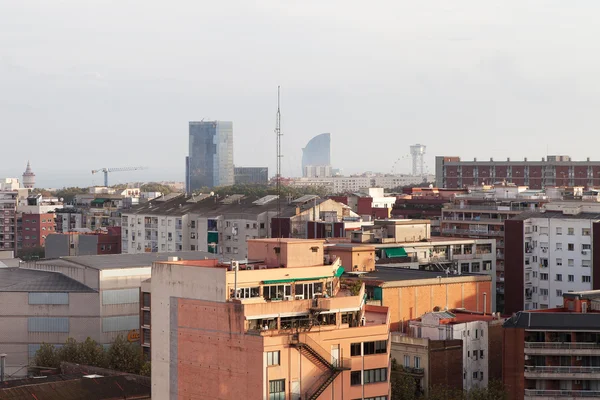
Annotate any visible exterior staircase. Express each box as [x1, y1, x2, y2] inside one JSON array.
[[290, 334, 349, 400]]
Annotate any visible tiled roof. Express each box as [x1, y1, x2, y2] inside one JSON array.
[[0, 268, 95, 293]]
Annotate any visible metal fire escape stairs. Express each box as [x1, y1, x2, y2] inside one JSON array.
[[289, 299, 350, 400]]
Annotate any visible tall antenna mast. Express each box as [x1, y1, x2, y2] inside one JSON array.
[[276, 86, 283, 239]]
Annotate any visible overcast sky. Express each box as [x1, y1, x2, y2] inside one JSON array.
[[2, 1, 600, 187]]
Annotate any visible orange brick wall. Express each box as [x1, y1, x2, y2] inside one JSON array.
[[382, 281, 493, 331], [176, 299, 264, 400]]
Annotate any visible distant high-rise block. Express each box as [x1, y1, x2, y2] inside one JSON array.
[[302, 133, 331, 177], [234, 167, 268, 185], [186, 121, 234, 192]]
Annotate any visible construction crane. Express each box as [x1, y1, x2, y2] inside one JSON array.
[[91, 166, 148, 187]]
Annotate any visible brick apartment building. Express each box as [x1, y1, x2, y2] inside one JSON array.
[[436, 155, 600, 189], [391, 334, 463, 397], [20, 213, 56, 249], [503, 290, 600, 399], [150, 239, 391, 400]]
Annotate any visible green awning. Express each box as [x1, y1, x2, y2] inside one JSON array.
[[384, 247, 408, 258], [334, 266, 345, 277], [207, 232, 219, 244], [91, 198, 108, 205]]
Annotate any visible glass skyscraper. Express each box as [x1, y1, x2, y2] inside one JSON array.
[[302, 133, 331, 177], [186, 121, 234, 192]]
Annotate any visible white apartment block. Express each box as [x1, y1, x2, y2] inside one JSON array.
[[410, 311, 503, 391], [507, 202, 600, 313], [290, 174, 435, 194]]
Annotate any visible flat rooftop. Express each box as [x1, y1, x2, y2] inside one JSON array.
[[504, 310, 600, 330], [356, 267, 489, 285]]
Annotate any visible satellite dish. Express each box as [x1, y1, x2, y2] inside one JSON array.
[[210, 192, 215, 196], [60, 198, 64, 202]]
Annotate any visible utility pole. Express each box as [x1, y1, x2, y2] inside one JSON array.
[[275, 87, 283, 265]]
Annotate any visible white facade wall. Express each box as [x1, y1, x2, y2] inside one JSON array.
[[122, 213, 188, 254], [417, 316, 489, 391], [524, 217, 594, 310]]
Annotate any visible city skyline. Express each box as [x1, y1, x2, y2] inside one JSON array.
[[3, 2, 600, 187]]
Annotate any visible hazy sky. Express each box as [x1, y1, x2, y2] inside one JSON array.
[[2, 1, 600, 187]]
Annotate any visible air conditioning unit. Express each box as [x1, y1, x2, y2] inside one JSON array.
[[231, 261, 240, 269], [525, 355, 530, 360], [582, 250, 589, 255], [245, 264, 253, 271], [258, 265, 267, 270]]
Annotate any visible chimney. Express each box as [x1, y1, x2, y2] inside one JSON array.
[[524, 157, 527, 162], [490, 158, 493, 162], [507, 158, 510, 162], [474, 158, 477, 162]]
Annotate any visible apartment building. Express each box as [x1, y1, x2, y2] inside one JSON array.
[[0, 268, 97, 377], [330, 188, 397, 220], [505, 202, 600, 315], [122, 193, 358, 258], [440, 185, 548, 312], [234, 166, 268, 185], [351, 219, 498, 310], [151, 238, 391, 400], [436, 155, 600, 190], [290, 174, 435, 194], [20, 213, 56, 249], [0, 191, 19, 252], [408, 310, 504, 391], [390, 334, 463, 397], [503, 290, 600, 399], [45, 228, 122, 258], [55, 208, 85, 233]]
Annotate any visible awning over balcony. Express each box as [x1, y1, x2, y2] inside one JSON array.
[[207, 232, 218, 244], [384, 247, 408, 258], [263, 275, 332, 284], [334, 266, 345, 277]]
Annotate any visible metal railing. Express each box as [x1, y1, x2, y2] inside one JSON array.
[[525, 342, 600, 349], [525, 366, 600, 374], [525, 390, 600, 398]]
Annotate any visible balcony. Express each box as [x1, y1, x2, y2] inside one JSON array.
[[525, 390, 600, 399], [524, 365, 600, 379], [443, 228, 504, 237], [525, 342, 600, 355]]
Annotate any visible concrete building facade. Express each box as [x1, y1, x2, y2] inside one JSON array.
[[234, 167, 269, 185]]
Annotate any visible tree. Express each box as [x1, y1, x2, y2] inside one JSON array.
[[428, 384, 464, 400], [140, 183, 174, 195], [139, 361, 151, 377], [78, 337, 107, 367], [391, 370, 418, 400], [33, 343, 59, 368], [106, 335, 144, 374], [18, 245, 45, 261], [57, 337, 80, 364], [53, 187, 88, 204]]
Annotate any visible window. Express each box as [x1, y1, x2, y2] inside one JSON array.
[[582, 244, 592, 251], [483, 261, 492, 271], [102, 288, 139, 305], [474, 351, 478, 360], [233, 247, 239, 254], [556, 258, 563, 266], [525, 272, 530, 281], [583, 260, 592, 268], [533, 226, 538, 232], [461, 263, 469, 273], [472, 371, 478, 379], [263, 285, 291, 300], [190, 221, 196, 229], [533, 271, 538, 278], [568, 243, 574, 251], [269, 379, 285, 400], [190, 232, 196, 239], [267, 351, 280, 366], [583, 228, 591, 236], [568, 274, 574, 282], [28, 317, 69, 333], [364, 368, 387, 384], [556, 289, 563, 297], [583, 276, 591, 283], [556, 227, 562, 235], [364, 340, 387, 355], [226, 235, 232, 240], [404, 355, 410, 367], [471, 262, 480, 273], [226, 247, 231, 253], [555, 274, 562, 282], [540, 288, 548, 296], [540, 273, 548, 281], [414, 357, 421, 368], [568, 259, 574, 267], [480, 350, 484, 358], [533, 256, 538, 262], [190, 245, 196, 251], [351, 371, 362, 386], [260, 223, 265, 229], [556, 243, 562, 251], [29, 293, 69, 305], [168, 220, 171, 226], [351, 343, 361, 357], [364, 397, 388, 400], [568, 228, 574, 235], [232, 287, 260, 299]]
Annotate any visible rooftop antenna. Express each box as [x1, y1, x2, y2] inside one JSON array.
[[276, 86, 283, 228], [275, 86, 283, 264]]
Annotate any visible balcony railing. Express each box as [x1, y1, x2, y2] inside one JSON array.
[[525, 342, 600, 350], [525, 366, 600, 374], [442, 228, 504, 237], [525, 390, 600, 398]]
